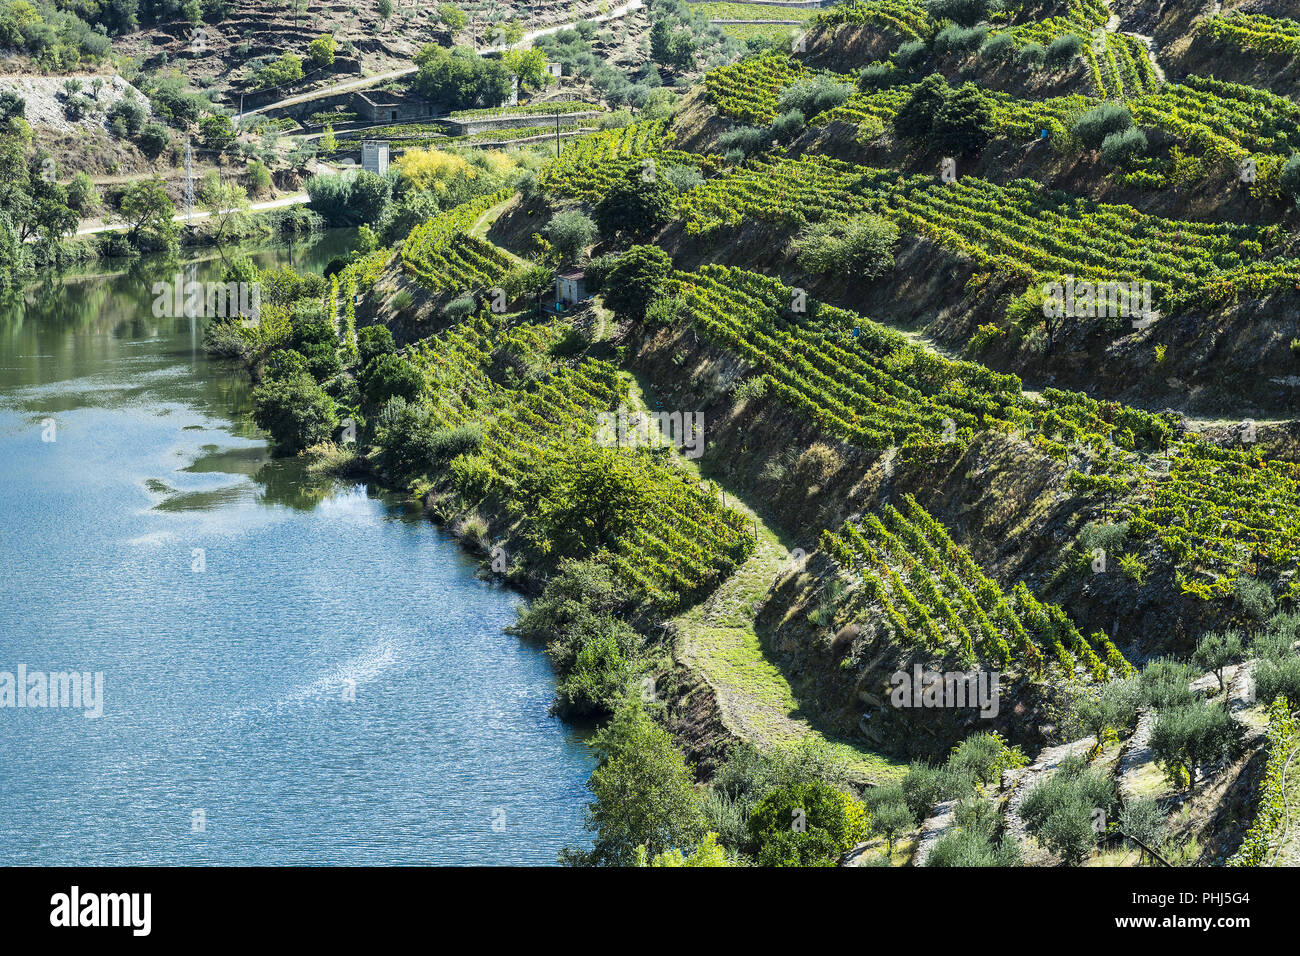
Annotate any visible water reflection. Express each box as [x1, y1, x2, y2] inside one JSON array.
[[0, 229, 594, 865]]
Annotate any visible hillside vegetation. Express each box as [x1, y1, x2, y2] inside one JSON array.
[[149, 0, 1300, 868]]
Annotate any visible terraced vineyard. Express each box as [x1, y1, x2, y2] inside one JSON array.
[[703, 54, 1294, 187], [817, 84, 1091, 140], [884, 176, 1296, 311], [677, 153, 885, 232], [536, 120, 711, 202], [813, 0, 930, 39], [400, 190, 516, 293], [673, 263, 1023, 448], [670, 264, 1173, 465], [821, 495, 1131, 678], [406, 315, 757, 610], [1200, 11, 1300, 57], [704, 51, 809, 125], [675, 156, 1296, 312], [448, 101, 606, 119], [1128, 76, 1300, 173], [1074, 442, 1300, 603]]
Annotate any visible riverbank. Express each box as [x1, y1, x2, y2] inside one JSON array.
[[255, 259, 897, 790], [1, 236, 595, 864]]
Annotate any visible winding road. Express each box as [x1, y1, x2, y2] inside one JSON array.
[[240, 1, 645, 120]]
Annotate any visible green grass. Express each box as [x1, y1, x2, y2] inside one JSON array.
[[618, 370, 901, 783]]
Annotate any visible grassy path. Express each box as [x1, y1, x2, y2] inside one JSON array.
[[470, 192, 530, 267], [620, 370, 903, 784]]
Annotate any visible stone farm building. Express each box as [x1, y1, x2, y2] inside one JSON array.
[[353, 90, 437, 123]]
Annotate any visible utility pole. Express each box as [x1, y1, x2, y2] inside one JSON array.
[[184, 136, 195, 221], [555, 111, 560, 158]]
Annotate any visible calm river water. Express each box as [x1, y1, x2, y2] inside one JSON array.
[[0, 233, 593, 864]]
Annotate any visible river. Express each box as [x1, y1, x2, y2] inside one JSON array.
[[0, 232, 593, 865]]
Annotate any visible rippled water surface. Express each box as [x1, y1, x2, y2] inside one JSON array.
[[0, 235, 593, 864]]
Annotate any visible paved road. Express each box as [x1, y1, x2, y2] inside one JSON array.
[[75, 191, 309, 236]]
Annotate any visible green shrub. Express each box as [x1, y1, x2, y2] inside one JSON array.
[[443, 452, 492, 499], [638, 832, 734, 866], [1018, 756, 1116, 864], [731, 376, 769, 406], [791, 213, 899, 278], [776, 75, 853, 119], [931, 82, 995, 155], [546, 209, 598, 264], [859, 61, 896, 89], [252, 373, 339, 453], [593, 165, 675, 240], [1118, 551, 1148, 585], [1074, 677, 1142, 744], [1280, 153, 1300, 207], [717, 125, 767, 157], [660, 163, 704, 192], [747, 780, 868, 866], [1192, 630, 1244, 694], [1149, 703, 1242, 789], [602, 244, 672, 319], [1235, 575, 1276, 622], [583, 252, 620, 293], [202, 320, 251, 361], [926, 827, 1022, 866], [870, 800, 914, 851], [1101, 127, 1148, 168], [769, 108, 805, 143], [66, 172, 100, 213], [947, 732, 1027, 787], [644, 292, 687, 329], [302, 341, 342, 382], [356, 324, 396, 366], [900, 761, 974, 820], [552, 630, 635, 719], [980, 32, 1015, 60], [1255, 655, 1300, 708], [1118, 797, 1166, 851], [965, 322, 1003, 354], [935, 24, 988, 55], [445, 294, 476, 320], [1072, 102, 1133, 151], [1015, 42, 1046, 69], [1045, 33, 1084, 69], [893, 39, 928, 71], [705, 740, 857, 853], [1140, 657, 1198, 710], [362, 353, 423, 404], [893, 72, 949, 141]]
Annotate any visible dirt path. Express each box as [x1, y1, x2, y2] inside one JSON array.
[[242, 1, 645, 120], [1124, 32, 1169, 84]]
